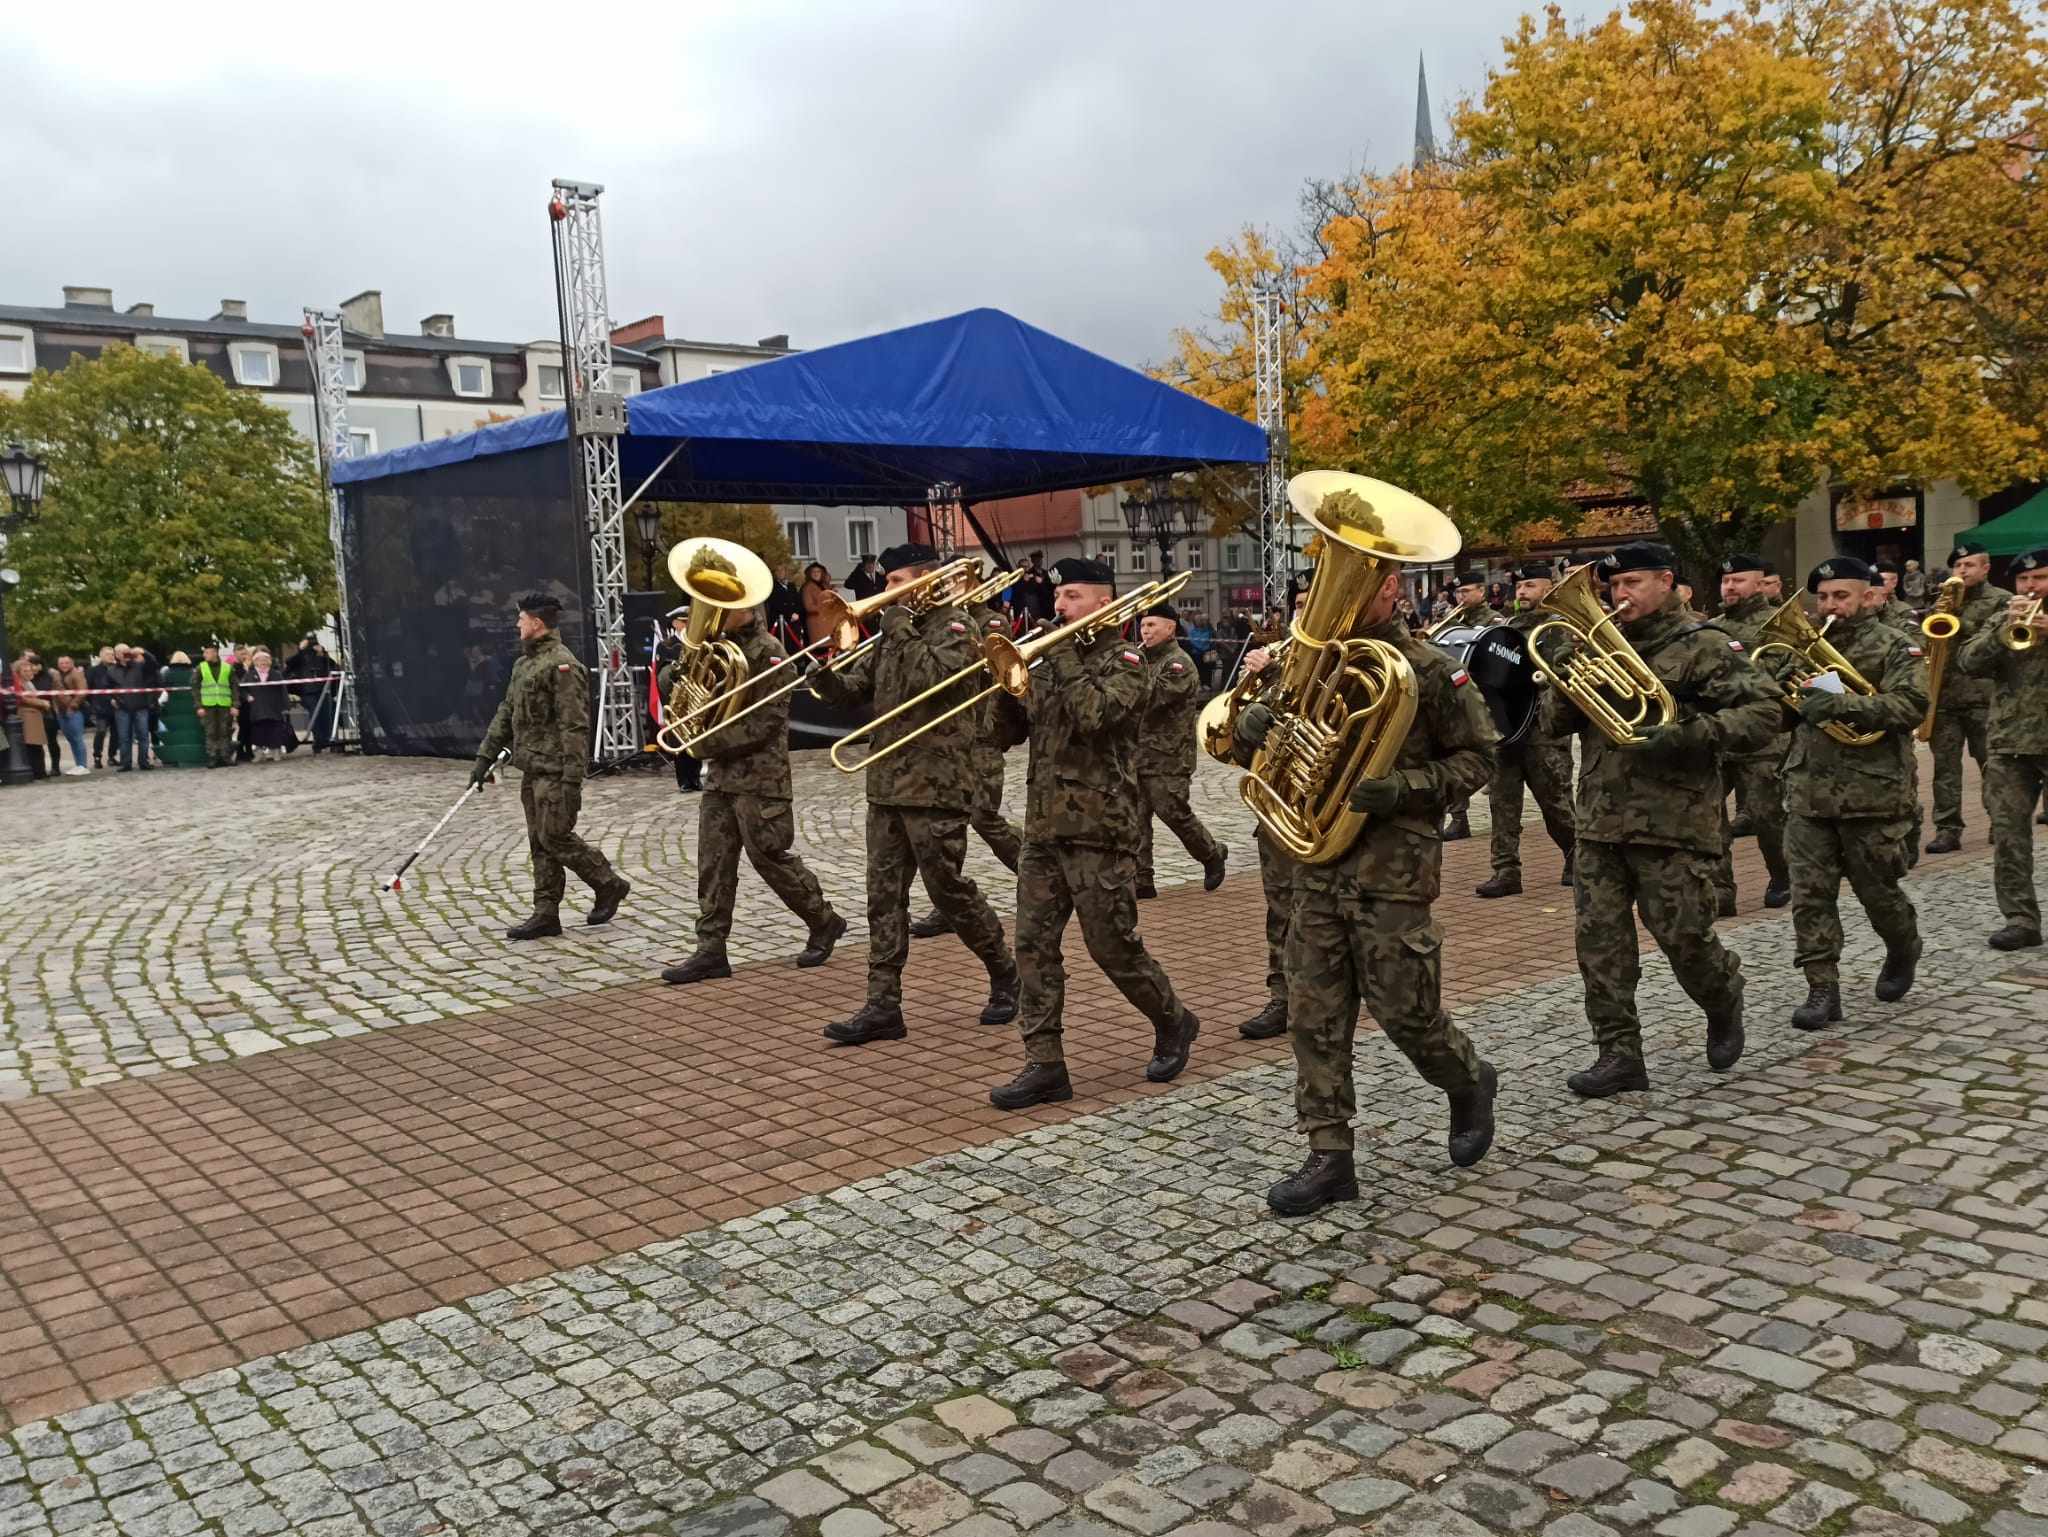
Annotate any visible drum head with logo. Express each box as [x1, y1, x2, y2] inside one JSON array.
[[1434, 623, 1539, 746]]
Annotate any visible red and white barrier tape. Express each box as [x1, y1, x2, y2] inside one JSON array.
[[10, 674, 343, 698]]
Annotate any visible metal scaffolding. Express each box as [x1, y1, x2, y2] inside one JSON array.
[[1251, 277, 1290, 619], [924, 482, 962, 560], [300, 307, 360, 745], [549, 178, 636, 763]]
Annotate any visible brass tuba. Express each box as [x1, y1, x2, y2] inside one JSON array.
[[653, 537, 775, 755], [1747, 597, 1883, 748], [1224, 471, 1460, 865], [1525, 563, 1677, 746]]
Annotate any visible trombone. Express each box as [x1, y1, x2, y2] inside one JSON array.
[[2004, 597, 2045, 651], [677, 558, 1021, 753], [832, 571, 1192, 774]]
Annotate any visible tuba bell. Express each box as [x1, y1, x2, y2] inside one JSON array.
[[1525, 563, 1677, 746], [1747, 597, 1883, 747], [654, 537, 776, 755], [1223, 471, 1461, 865]]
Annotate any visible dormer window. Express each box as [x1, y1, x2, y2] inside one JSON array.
[[230, 343, 278, 386], [449, 357, 491, 398]]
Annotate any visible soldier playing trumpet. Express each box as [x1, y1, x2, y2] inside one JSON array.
[[1957, 547, 2048, 951]]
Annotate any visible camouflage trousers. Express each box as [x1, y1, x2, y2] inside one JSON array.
[[1137, 770, 1224, 885], [200, 708, 235, 767], [1258, 828, 1298, 1010], [867, 803, 1010, 1006], [971, 750, 1022, 873], [1288, 889, 1481, 1152], [1715, 753, 1789, 903], [1785, 812, 1917, 985], [521, 775, 620, 916], [1574, 839, 1744, 1059], [694, 791, 834, 951], [1015, 839, 1181, 1065], [1985, 754, 2048, 934], [1930, 703, 1990, 833], [1487, 738, 1575, 877]]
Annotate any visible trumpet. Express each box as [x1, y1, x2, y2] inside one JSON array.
[[669, 556, 981, 744], [1526, 563, 1677, 747], [832, 572, 1193, 774], [1748, 597, 1883, 748], [2003, 596, 2044, 651]]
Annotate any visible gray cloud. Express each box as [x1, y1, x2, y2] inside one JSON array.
[[6, 0, 1529, 369]]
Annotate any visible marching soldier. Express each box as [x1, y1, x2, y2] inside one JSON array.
[[1926, 539, 2011, 854], [1475, 563, 1576, 897], [1957, 547, 2048, 950], [1435, 570, 1504, 841], [658, 603, 845, 984], [472, 592, 632, 939], [811, 545, 1019, 1043], [1768, 558, 1927, 1026], [987, 558, 1198, 1108], [1872, 561, 1918, 631], [1135, 602, 1227, 898], [1234, 538, 1502, 1213], [1712, 554, 1791, 912], [1237, 593, 1304, 1043], [1544, 544, 1780, 1096], [909, 598, 1023, 939]]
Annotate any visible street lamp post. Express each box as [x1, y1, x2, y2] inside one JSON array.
[[634, 503, 662, 591], [1, 443, 49, 787], [1119, 474, 1203, 581]]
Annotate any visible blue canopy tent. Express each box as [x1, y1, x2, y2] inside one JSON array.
[[333, 308, 1266, 755]]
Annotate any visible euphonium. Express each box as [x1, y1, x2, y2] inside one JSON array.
[[1748, 597, 1883, 748], [2003, 596, 2044, 651], [654, 537, 775, 754], [1914, 576, 1965, 743], [1525, 563, 1678, 747], [1226, 471, 1461, 865]]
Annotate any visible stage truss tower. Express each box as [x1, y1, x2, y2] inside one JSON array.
[[925, 482, 962, 560], [1251, 277, 1289, 620], [549, 178, 636, 762], [300, 307, 360, 744]]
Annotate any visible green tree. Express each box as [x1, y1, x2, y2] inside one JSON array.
[[646, 503, 794, 599], [0, 344, 336, 657]]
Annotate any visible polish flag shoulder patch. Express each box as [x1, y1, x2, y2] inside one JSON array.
[[1120, 649, 1143, 666], [947, 621, 967, 634], [557, 662, 574, 672], [1908, 645, 1924, 658], [1728, 639, 1745, 653], [1450, 668, 1471, 688]]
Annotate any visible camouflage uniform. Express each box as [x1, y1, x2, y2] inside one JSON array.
[[812, 602, 1012, 1004], [1878, 595, 1919, 634], [1541, 594, 1781, 1060], [1274, 619, 1498, 1151], [1958, 613, 2048, 937], [476, 627, 621, 916], [1770, 611, 1927, 986], [1136, 634, 1224, 886], [675, 620, 837, 951], [967, 603, 1024, 872], [1256, 830, 1298, 1015], [1712, 593, 1790, 903], [994, 629, 1183, 1064], [1436, 602, 1505, 830], [1486, 606, 1575, 880], [1929, 580, 2013, 835]]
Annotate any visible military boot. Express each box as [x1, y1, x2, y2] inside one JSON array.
[[1475, 872, 1522, 899], [1989, 923, 2044, 951], [1874, 938, 1920, 1002], [795, 913, 848, 968], [1791, 983, 1842, 1030], [1239, 999, 1288, 1040], [1706, 999, 1745, 1071], [585, 876, 631, 926], [1567, 1052, 1650, 1099], [1447, 1061, 1498, 1168], [1729, 814, 1755, 840], [2039, 807, 2048, 827], [980, 960, 1020, 1026], [1203, 847, 1229, 891], [661, 951, 731, 984], [908, 909, 953, 939], [990, 1061, 1072, 1109], [1145, 1008, 1201, 1083], [506, 911, 563, 941], [1925, 829, 1962, 855], [1716, 890, 1739, 918], [1135, 879, 1159, 900], [1441, 809, 1471, 842], [1266, 1150, 1359, 1217], [1560, 852, 1575, 887], [1763, 883, 1791, 909], [823, 1002, 907, 1046]]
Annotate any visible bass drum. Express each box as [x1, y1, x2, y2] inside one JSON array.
[[1432, 623, 1539, 747]]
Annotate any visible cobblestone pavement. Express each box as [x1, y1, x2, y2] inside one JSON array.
[[3, 852, 2042, 1537]]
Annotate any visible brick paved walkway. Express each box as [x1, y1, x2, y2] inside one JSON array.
[[0, 850, 2039, 1537]]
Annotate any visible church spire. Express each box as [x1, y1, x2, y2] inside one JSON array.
[[1414, 53, 1437, 169]]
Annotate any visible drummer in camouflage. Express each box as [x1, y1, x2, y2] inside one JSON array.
[[1436, 570, 1504, 842], [1475, 563, 1576, 898]]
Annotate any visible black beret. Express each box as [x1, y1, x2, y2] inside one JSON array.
[[1719, 552, 1767, 574], [880, 543, 939, 574], [1516, 563, 1553, 582], [517, 592, 562, 617], [1873, 560, 1902, 576], [1808, 556, 1875, 591], [1951, 540, 1988, 562], [1599, 542, 1679, 575], [1453, 571, 1486, 588], [2014, 549, 2048, 573], [1050, 556, 1115, 587], [1142, 601, 1180, 626]]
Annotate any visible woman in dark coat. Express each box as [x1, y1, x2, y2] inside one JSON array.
[[237, 648, 298, 761]]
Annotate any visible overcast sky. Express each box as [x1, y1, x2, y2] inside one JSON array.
[[7, 0, 1532, 371]]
